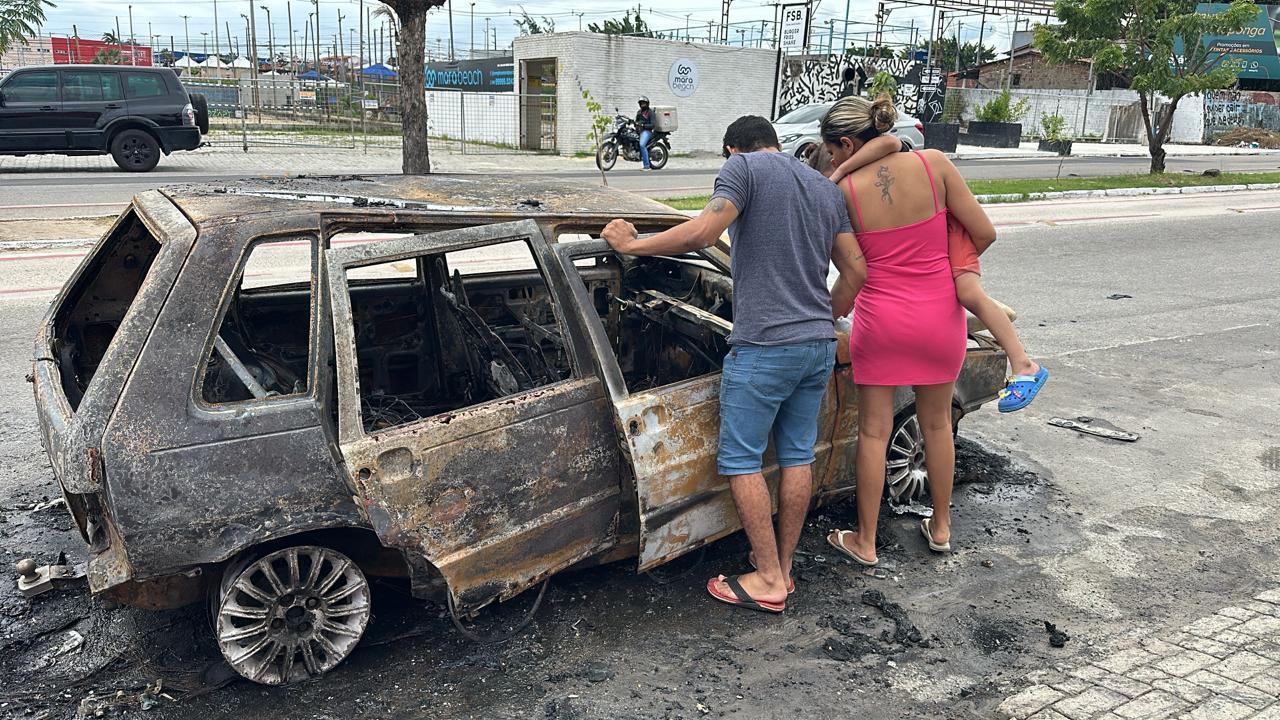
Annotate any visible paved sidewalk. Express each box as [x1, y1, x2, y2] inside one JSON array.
[[999, 588, 1280, 719]]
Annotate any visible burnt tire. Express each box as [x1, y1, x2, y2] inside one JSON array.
[[648, 143, 669, 170], [110, 129, 160, 172], [189, 92, 210, 134], [596, 141, 618, 172], [214, 545, 371, 685]]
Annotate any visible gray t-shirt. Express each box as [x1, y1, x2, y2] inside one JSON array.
[[710, 151, 852, 346]]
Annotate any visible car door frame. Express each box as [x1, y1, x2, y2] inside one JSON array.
[[60, 68, 125, 151], [0, 68, 66, 151], [551, 239, 843, 572], [325, 219, 627, 612]]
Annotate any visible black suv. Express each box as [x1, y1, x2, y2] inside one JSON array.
[[0, 65, 208, 172]]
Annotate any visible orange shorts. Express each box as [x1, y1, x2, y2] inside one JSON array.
[[947, 213, 982, 278]]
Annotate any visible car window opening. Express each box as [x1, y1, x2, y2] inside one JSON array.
[[52, 211, 161, 410], [576, 252, 733, 393], [201, 237, 315, 404], [349, 240, 569, 432]]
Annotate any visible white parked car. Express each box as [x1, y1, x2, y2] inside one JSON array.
[[773, 102, 926, 160]]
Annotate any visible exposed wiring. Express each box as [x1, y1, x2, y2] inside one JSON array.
[[447, 579, 550, 645]]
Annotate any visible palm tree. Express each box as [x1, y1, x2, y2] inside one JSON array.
[[0, 0, 56, 55], [101, 30, 120, 44]]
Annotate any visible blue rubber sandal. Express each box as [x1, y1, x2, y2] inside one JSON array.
[[999, 367, 1049, 413]]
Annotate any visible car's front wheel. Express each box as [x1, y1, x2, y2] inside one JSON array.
[[214, 545, 371, 685], [110, 129, 160, 172]]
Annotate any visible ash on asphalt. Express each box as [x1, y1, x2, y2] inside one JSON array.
[[0, 436, 1081, 720]]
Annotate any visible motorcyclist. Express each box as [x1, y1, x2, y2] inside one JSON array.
[[635, 96, 655, 170]]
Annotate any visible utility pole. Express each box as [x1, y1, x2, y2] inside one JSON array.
[[843, 0, 852, 55], [484, 18, 490, 58], [182, 15, 191, 63], [685, 13, 691, 41], [358, 0, 364, 76], [1006, 14, 1019, 88], [313, 0, 321, 76], [447, 0, 455, 60], [573, 11, 584, 32], [337, 11, 345, 80], [303, 18, 311, 66], [470, 3, 475, 58], [116, 16, 124, 58], [287, 2, 295, 73], [214, 0, 220, 76], [247, 0, 259, 77], [927, 9, 940, 67], [202, 32, 209, 57], [720, 0, 732, 44], [128, 5, 136, 64]]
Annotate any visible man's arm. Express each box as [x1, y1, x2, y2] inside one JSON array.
[[829, 231, 866, 319], [828, 135, 903, 183], [601, 196, 739, 256]]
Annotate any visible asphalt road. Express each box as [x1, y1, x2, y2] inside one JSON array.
[[0, 191, 1277, 718], [4, 153, 1280, 222]]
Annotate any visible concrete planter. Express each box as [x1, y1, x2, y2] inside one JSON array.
[[964, 121, 1023, 148], [1038, 139, 1073, 156], [923, 123, 960, 152]]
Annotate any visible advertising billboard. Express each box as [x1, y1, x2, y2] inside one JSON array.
[[425, 57, 514, 92], [1180, 3, 1280, 79], [50, 37, 152, 66]]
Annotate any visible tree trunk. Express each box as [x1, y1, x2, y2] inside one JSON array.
[[396, 2, 430, 174], [1137, 92, 1165, 174]]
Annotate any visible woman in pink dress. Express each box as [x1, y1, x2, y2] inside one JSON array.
[[820, 96, 997, 565]]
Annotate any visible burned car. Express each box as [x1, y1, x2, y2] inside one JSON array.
[[30, 175, 1007, 685]]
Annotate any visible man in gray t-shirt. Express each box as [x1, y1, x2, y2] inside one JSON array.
[[602, 115, 865, 614]]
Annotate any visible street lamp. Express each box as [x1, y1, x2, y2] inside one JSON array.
[[202, 32, 209, 58], [470, 2, 475, 59], [260, 5, 274, 70], [181, 15, 191, 65]]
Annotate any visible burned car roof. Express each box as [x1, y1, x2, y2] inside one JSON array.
[[159, 174, 690, 227]]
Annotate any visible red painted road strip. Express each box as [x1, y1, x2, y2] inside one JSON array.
[[0, 285, 61, 295]]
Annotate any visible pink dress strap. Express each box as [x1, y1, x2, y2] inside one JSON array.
[[843, 174, 865, 231], [913, 150, 941, 213]]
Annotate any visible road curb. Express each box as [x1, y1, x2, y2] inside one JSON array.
[[949, 148, 1280, 161], [975, 182, 1280, 204]]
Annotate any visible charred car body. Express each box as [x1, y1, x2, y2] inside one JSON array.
[[30, 176, 1007, 685]]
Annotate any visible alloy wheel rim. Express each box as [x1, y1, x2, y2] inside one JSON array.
[[885, 414, 928, 503], [215, 546, 370, 685]]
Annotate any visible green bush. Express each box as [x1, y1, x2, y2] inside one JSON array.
[[867, 71, 898, 102], [975, 89, 1029, 123], [1040, 113, 1069, 140], [941, 88, 967, 123]]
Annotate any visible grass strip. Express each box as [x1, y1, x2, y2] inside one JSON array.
[[658, 171, 1280, 210]]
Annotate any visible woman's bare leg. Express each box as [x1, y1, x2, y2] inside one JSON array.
[[954, 272, 1039, 377], [914, 382, 957, 543], [838, 385, 896, 563]]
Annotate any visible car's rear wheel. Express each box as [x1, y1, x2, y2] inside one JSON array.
[[884, 404, 961, 504], [110, 129, 160, 172], [214, 545, 371, 685]]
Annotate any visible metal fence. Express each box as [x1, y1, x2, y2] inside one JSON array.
[[181, 77, 556, 155], [944, 87, 1150, 142]]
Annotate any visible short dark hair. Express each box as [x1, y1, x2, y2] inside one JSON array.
[[722, 115, 780, 158]]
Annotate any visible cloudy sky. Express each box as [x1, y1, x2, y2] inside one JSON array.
[[36, 0, 1026, 61]]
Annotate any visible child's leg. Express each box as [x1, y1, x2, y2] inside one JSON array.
[[954, 272, 1039, 377]]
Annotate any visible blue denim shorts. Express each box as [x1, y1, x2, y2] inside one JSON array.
[[717, 339, 837, 476]]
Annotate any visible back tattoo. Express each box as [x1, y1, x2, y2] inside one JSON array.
[[875, 165, 894, 205]]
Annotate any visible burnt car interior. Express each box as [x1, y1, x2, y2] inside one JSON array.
[[348, 239, 572, 431], [201, 237, 315, 404], [53, 211, 161, 410], [571, 250, 733, 392]]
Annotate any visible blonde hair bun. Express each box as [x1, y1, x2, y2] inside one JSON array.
[[871, 96, 897, 133]]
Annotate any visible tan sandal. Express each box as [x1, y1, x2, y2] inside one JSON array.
[[920, 518, 951, 553], [826, 529, 878, 567]]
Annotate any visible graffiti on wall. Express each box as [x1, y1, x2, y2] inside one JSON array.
[[1204, 90, 1280, 137], [778, 55, 948, 122]]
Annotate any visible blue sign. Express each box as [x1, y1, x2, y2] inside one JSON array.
[[1177, 4, 1280, 79]]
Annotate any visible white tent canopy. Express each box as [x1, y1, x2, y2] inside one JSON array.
[[173, 55, 201, 68], [200, 55, 225, 68], [228, 56, 252, 68]]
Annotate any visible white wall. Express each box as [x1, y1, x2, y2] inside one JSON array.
[[955, 87, 1209, 144], [514, 32, 779, 156]]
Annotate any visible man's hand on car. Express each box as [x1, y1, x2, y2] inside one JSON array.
[[602, 218, 639, 253]]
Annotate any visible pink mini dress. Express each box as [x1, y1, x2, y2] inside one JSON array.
[[845, 151, 966, 386]]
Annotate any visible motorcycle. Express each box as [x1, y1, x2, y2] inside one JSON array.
[[595, 113, 671, 172]]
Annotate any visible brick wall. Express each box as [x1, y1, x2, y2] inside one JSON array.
[[514, 32, 779, 156], [976, 52, 1091, 91]]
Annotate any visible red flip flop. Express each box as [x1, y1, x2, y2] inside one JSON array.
[[747, 552, 796, 594], [707, 574, 786, 614]]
